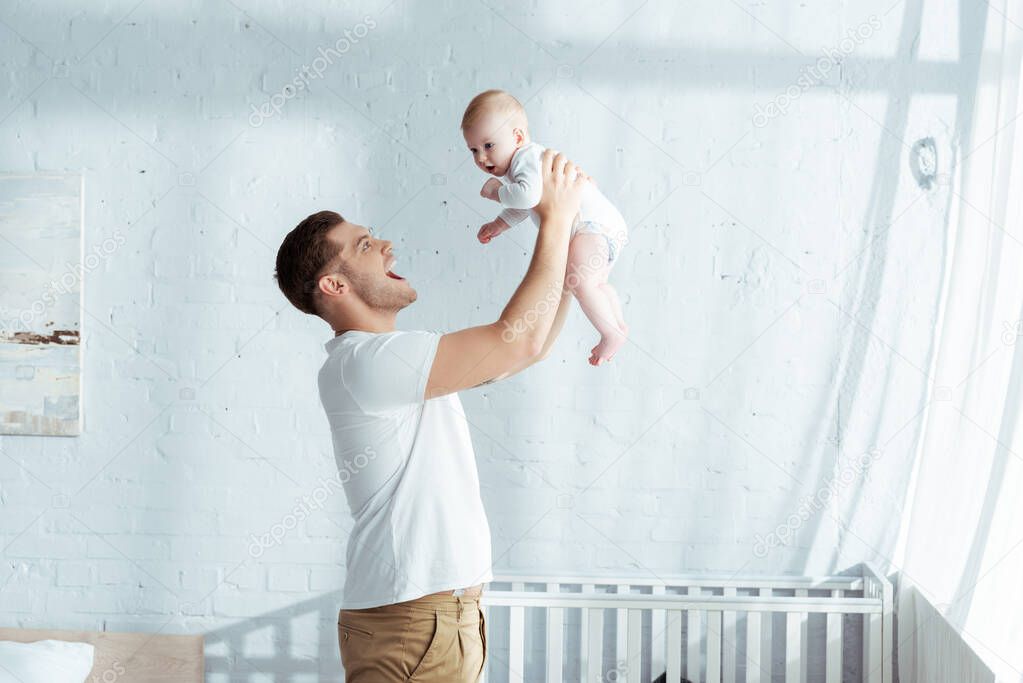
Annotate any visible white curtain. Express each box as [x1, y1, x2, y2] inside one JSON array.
[[895, 1, 1023, 680]]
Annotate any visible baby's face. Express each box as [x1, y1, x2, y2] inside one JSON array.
[[463, 113, 521, 177]]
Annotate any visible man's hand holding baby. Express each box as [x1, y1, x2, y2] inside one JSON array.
[[535, 149, 588, 224]]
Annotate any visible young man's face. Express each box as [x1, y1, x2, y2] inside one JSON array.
[[320, 221, 416, 312], [463, 113, 521, 177]]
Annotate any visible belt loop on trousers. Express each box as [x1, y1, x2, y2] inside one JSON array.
[[456, 595, 464, 622]]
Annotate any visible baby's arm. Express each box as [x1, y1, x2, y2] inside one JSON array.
[[497, 147, 543, 209], [481, 181, 531, 227], [477, 148, 543, 244], [498, 207, 531, 227], [478, 207, 529, 244]]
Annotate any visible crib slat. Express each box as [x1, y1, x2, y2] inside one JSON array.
[[626, 609, 642, 682], [785, 612, 803, 682], [881, 577, 894, 683], [760, 587, 773, 681], [588, 608, 603, 683], [652, 585, 666, 677], [687, 586, 701, 681], [746, 608, 762, 683], [580, 584, 594, 683], [795, 589, 808, 683], [723, 587, 737, 683], [864, 611, 882, 683], [706, 610, 722, 682], [616, 585, 629, 680], [826, 606, 842, 683], [547, 596, 563, 683], [509, 605, 524, 683], [667, 609, 683, 682], [546, 582, 562, 683]]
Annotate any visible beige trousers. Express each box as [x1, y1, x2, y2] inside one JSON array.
[[338, 591, 486, 682]]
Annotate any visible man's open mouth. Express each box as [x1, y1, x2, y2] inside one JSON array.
[[386, 257, 406, 281]]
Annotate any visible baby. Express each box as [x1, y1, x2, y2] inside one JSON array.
[[461, 89, 629, 366]]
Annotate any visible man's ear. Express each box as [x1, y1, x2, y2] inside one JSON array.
[[317, 272, 348, 298]]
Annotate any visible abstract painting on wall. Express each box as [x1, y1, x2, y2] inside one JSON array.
[[0, 175, 83, 436]]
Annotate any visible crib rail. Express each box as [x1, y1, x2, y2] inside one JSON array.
[[489, 573, 867, 592], [481, 564, 892, 683]]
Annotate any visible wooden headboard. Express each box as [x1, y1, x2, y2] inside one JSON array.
[[0, 626, 203, 682]]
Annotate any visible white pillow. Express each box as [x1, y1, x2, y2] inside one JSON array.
[[0, 639, 95, 683]]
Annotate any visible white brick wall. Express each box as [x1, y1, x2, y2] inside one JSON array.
[[0, 0, 964, 679]]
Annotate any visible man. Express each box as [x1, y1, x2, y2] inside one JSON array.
[[273, 150, 587, 682]]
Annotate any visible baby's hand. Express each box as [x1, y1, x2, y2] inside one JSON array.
[[478, 218, 509, 244], [480, 178, 502, 201]]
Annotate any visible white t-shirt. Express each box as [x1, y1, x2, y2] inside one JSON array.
[[497, 141, 629, 243], [318, 329, 493, 609]]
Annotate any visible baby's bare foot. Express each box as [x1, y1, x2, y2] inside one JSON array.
[[588, 327, 628, 366]]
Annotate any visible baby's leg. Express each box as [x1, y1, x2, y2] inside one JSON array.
[[601, 282, 627, 332], [599, 226, 628, 331], [566, 233, 627, 366]]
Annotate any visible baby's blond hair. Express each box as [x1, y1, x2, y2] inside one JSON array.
[[461, 89, 528, 132]]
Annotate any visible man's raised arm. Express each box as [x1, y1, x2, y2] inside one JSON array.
[[426, 150, 585, 398]]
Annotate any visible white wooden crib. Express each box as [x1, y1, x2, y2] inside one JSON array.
[[480, 564, 892, 683]]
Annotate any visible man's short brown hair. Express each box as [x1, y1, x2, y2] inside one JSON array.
[[274, 210, 345, 315]]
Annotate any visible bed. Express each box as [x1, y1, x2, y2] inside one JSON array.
[[0, 626, 203, 682]]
